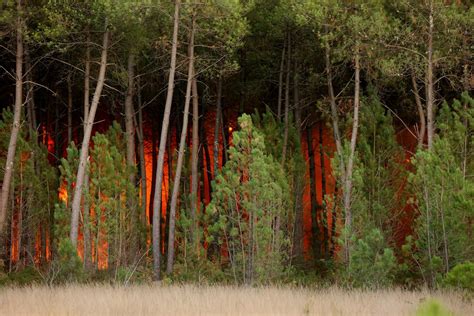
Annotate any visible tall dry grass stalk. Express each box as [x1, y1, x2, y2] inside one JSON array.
[[0, 284, 472, 315]]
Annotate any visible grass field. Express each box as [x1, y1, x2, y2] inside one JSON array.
[[0, 284, 472, 315]]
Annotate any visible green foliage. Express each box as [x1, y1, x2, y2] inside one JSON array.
[[0, 108, 57, 268], [52, 239, 85, 283], [345, 229, 397, 289], [416, 300, 452, 316], [352, 89, 407, 241], [408, 95, 474, 287], [206, 114, 291, 284], [444, 262, 474, 293]]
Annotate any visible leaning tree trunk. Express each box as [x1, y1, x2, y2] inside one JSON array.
[[152, 0, 181, 281], [0, 1, 23, 235], [70, 28, 110, 247], [412, 70, 426, 148], [167, 12, 196, 274], [342, 46, 361, 264]]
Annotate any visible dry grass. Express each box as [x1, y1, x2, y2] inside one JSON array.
[[0, 284, 472, 316]]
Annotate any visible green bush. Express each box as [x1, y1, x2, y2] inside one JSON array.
[[416, 299, 451, 316], [444, 262, 474, 292], [346, 228, 397, 288]]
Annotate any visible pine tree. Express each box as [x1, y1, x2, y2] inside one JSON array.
[[206, 114, 290, 284]]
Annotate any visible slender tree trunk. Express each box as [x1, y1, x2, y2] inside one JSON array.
[[167, 13, 195, 274], [324, 31, 344, 175], [70, 28, 110, 247], [124, 53, 137, 262], [319, 123, 329, 259], [307, 128, 320, 261], [277, 39, 286, 120], [152, 0, 181, 281], [426, 0, 435, 150], [0, 1, 23, 234], [342, 46, 361, 263], [324, 32, 345, 261], [281, 32, 291, 165], [67, 73, 73, 145], [125, 53, 136, 185], [412, 71, 426, 148], [82, 31, 92, 270], [292, 62, 303, 260], [213, 74, 222, 178], [190, 74, 199, 242], [136, 78, 147, 225]]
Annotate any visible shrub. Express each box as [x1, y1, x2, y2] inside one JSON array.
[[444, 262, 474, 292], [346, 228, 397, 288]]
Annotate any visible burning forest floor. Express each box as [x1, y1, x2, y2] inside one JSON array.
[[0, 284, 472, 315]]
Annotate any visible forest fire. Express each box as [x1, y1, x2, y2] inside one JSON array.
[[0, 0, 471, 301]]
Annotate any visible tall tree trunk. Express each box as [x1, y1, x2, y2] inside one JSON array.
[[342, 46, 361, 263], [125, 53, 136, 185], [136, 78, 147, 225], [124, 52, 137, 262], [277, 39, 286, 120], [152, 0, 181, 281], [167, 13, 195, 274], [412, 71, 426, 148], [426, 0, 435, 150], [213, 74, 222, 178], [319, 123, 328, 259], [190, 74, 199, 242], [82, 31, 92, 270], [281, 32, 291, 165], [70, 28, 110, 247], [324, 29, 344, 176], [67, 73, 73, 145], [307, 127, 320, 261], [0, 1, 23, 235], [292, 61, 303, 260]]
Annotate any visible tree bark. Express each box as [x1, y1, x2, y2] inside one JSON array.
[[70, 28, 110, 247], [124, 52, 137, 261], [412, 71, 426, 148], [152, 0, 181, 281], [342, 46, 361, 263], [125, 53, 136, 185], [0, 0, 23, 234], [324, 30, 344, 175], [167, 12, 196, 274]]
